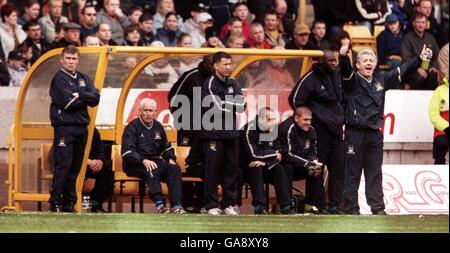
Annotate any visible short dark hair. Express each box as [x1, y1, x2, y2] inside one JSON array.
[[212, 51, 232, 64], [330, 30, 352, 51], [232, 2, 248, 13], [81, 5, 96, 15], [128, 5, 143, 15], [139, 12, 153, 23], [123, 24, 140, 39], [23, 20, 41, 31], [264, 9, 278, 19], [24, 0, 39, 9], [1, 3, 18, 22], [62, 45, 79, 56], [176, 32, 191, 45], [311, 19, 326, 30], [413, 12, 428, 21]]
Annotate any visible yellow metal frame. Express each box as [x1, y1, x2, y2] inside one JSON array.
[[4, 46, 322, 212]]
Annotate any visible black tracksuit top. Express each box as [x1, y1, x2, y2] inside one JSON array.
[[49, 69, 100, 127]]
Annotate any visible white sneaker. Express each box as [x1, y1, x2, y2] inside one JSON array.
[[233, 205, 241, 215], [207, 208, 222, 216], [223, 205, 239, 215]]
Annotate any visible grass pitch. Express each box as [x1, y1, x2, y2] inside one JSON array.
[[0, 212, 448, 233]]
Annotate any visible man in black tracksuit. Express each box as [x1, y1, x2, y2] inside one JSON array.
[[121, 98, 186, 214], [84, 128, 114, 212], [168, 56, 214, 212], [279, 106, 323, 211], [288, 50, 345, 214], [201, 51, 246, 215], [49, 45, 100, 212], [339, 45, 431, 215], [240, 107, 292, 214]]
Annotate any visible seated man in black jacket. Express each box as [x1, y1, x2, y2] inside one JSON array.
[[240, 107, 291, 214], [121, 98, 186, 214], [279, 106, 323, 213], [85, 128, 114, 213]]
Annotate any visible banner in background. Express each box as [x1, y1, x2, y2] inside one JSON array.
[[358, 165, 449, 215], [95, 89, 435, 143]]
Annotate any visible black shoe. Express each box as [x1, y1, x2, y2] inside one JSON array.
[[62, 205, 75, 213], [91, 205, 106, 213], [346, 209, 361, 215], [254, 209, 270, 215], [372, 209, 387, 215], [328, 207, 346, 215], [49, 204, 60, 213]]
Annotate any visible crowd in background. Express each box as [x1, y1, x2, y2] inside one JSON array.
[[0, 0, 449, 89]]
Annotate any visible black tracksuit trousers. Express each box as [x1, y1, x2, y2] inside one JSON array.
[[203, 139, 239, 210], [124, 160, 182, 207], [247, 163, 291, 209], [344, 127, 385, 213], [314, 122, 345, 210], [49, 125, 87, 208]]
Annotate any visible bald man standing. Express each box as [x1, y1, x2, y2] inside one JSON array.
[[288, 50, 345, 214], [121, 98, 186, 214]]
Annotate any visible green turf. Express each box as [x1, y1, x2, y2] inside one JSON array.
[[0, 213, 448, 233]]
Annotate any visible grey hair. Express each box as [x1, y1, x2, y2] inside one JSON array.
[[357, 49, 377, 64], [139, 98, 157, 109]]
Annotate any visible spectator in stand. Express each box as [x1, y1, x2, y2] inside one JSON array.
[[39, 0, 68, 43], [175, 33, 198, 75], [263, 9, 286, 48], [401, 13, 440, 89], [18, 0, 41, 26], [143, 41, 178, 88], [155, 12, 183, 47], [128, 5, 143, 25], [61, 0, 82, 23], [325, 0, 360, 38], [330, 30, 357, 66], [309, 20, 330, 50], [183, 3, 207, 35], [6, 50, 27, 87], [428, 43, 449, 164], [83, 34, 100, 46], [226, 35, 246, 48], [50, 22, 81, 49], [355, 0, 392, 31], [221, 17, 244, 48], [0, 57, 10, 86], [54, 23, 65, 43], [377, 14, 405, 69], [389, 0, 410, 30], [97, 0, 131, 45], [252, 47, 295, 89], [139, 12, 155, 46], [202, 26, 225, 48], [80, 6, 98, 40], [190, 12, 213, 48], [248, 23, 272, 49], [80, 5, 98, 42], [153, 0, 184, 34], [96, 23, 118, 45], [122, 24, 142, 46], [409, 0, 449, 47], [17, 41, 33, 69], [219, 3, 252, 41], [285, 23, 318, 50], [1, 3, 27, 60], [23, 20, 50, 65], [271, 0, 296, 38]]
